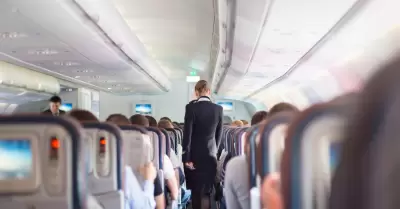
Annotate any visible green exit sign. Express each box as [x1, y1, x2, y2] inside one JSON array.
[[189, 71, 197, 76]]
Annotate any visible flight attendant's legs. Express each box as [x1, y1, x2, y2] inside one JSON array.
[[191, 184, 211, 209]]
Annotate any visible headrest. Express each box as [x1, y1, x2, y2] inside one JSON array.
[[259, 112, 296, 177], [283, 103, 347, 209], [330, 55, 400, 209], [0, 114, 87, 209], [159, 129, 171, 157], [82, 122, 122, 193], [146, 127, 164, 170], [117, 125, 152, 171]]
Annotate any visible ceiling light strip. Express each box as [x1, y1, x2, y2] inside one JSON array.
[[0, 52, 111, 92], [215, 0, 275, 94], [70, 0, 168, 92], [244, 0, 370, 99]]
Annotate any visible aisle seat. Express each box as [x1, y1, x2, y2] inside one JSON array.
[[83, 122, 123, 209], [0, 115, 98, 209]]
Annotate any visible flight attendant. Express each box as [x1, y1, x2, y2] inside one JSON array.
[[182, 80, 223, 209]]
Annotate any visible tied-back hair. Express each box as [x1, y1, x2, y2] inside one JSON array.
[[231, 120, 244, 127], [68, 109, 99, 123], [106, 114, 130, 125], [194, 80, 210, 94], [129, 114, 149, 127]]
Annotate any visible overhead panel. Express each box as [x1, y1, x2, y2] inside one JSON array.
[[218, 0, 358, 98], [273, 0, 400, 99], [112, 0, 215, 79]]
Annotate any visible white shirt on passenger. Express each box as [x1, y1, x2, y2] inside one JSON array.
[[224, 155, 250, 209], [124, 166, 155, 209], [169, 148, 180, 169], [163, 155, 176, 180]]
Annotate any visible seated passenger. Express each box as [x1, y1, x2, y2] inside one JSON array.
[[71, 111, 157, 209], [268, 102, 299, 117], [106, 113, 131, 125], [67, 109, 99, 122], [160, 117, 172, 123], [145, 115, 158, 127], [231, 120, 244, 127], [240, 120, 249, 127], [130, 114, 165, 209], [224, 104, 298, 209], [250, 111, 268, 126]]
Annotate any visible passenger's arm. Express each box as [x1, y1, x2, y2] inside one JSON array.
[[215, 107, 223, 148], [224, 157, 250, 209], [153, 175, 165, 209], [164, 156, 179, 200], [182, 104, 194, 163], [224, 167, 242, 209], [127, 165, 156, 209], [155, 194, 165, 209]]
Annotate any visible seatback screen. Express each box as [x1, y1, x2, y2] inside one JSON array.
[[0, 140, 32, 180], [329, 142, 341, 172]]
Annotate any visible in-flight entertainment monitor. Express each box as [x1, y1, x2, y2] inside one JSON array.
[[329, 141, 342, 172], [0, 137, 38, 192], [135, 104, 152, 114], [216, 101, 233, 111], [60, 103, 73, 112]]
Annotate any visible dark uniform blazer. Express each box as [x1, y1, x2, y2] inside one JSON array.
[[182, 96, 223, 192], [42, 109, 66, 115]]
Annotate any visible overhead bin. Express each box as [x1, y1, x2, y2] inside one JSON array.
[[0, 61, 60, 102]]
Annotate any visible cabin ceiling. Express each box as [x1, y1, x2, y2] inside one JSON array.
[[113, 0, 215, 79], [0, 0, 216, 94], [214, 0, 399, 108]]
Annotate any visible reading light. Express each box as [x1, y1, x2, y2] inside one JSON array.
[[54, 61, 80, 66], [29, 49, 58, 55], [0, 32, 27, 39]]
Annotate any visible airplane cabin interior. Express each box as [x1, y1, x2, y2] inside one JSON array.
[[0, 0, 399, 208]]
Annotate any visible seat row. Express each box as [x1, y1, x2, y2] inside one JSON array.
[[0, 114, 183, 209]]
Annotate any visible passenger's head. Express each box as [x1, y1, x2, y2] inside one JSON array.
[[145, 115, 157, 127], [158, 119, 174, 129], [68, 109, 99, 123], [49, 95, 62, 113], [251, 111, 268, 125], [231, 120, 244, 127], [268, 102, 299, 117], [172, 121, 180, 128], [241, 120, 249, 126], [194, 80, 211, 98], [129, 114, 149, 127], [106, 114, 130, 125], [160, 117, 172, 122]]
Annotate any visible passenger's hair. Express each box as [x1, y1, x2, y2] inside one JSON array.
[[145, 115, 157, 127], [49, 95, 62, 103], [129, 114, 149, 127], [172, 121, 180, 128], [160, 117, 172, 122], [268, 102, 299, 117], [68, 109, 99, 123], [194, 80, 210, 94], [240, 120, 249, 125], [231, 120, 244, 127], [251, 111, 268, 125], [106, 114, 130, 125], [158, 119, 174, 129]]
